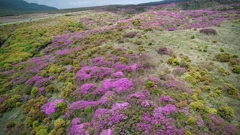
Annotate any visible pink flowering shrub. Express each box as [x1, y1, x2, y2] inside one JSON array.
[[66, 91, 115, 117], [102, 78, 133, 94], [41, 99, 65, 115], [92, 102, 129, 133], [76, 66, 112, 81], [77, 83, 96, 95], [56, 49, 71, 56], [111, 71, 124, 78], [25, 76, 54, 87], [68, 122, 90, 135], [159, 96, 176, 104], [90, 57, 111, 67]]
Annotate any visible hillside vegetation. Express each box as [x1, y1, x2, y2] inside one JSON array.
[[0, 1, 240, 135]]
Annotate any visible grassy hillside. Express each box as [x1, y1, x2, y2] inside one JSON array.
[[0, 2, 240, 135]]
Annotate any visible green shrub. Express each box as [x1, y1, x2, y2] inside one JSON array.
[[84, 106, 92, 115], [148, 42, 153, 46], [6, 121, 15, 128], [138, 46, 145, 52], [146, 81, 155, 88], [56, 128, 65, 135], [206, 107, 217, 114], [232, 65, 240, 74], [167, 57, 180, 66], [215, 53, 231, 62], [190, 36, 195, 39], [36, 125, 48, 135], [218, 67, 230, 76], [54, 118, 65, 129], [31, 87, 38, 97], [132, 19, 141, 26], [119, 57, 128, 64], [187, 116, 197, 125], [226, 83, 238, 98], [56, 102, 67, 112], [45, 84, 55, 93], [189, 101, 205, 111], [228, 59, 237, 67], [218, 106, 234, 120]]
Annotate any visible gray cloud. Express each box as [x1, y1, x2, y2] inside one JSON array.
[[24, 0, 162, 9]]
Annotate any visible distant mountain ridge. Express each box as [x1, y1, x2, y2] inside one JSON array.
[[0, 0, 57, 16], [0, 0, 57, 11]]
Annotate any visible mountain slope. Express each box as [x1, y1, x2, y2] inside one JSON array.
[[0, 0, 57, 16]]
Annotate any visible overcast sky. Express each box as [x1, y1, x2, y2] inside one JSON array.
[[24, 0, 163, 9]]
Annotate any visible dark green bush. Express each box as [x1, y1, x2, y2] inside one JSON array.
[[232, 65, 240, 74]]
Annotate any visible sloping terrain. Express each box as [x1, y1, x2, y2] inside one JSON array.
[[0, 2, 240, 135]]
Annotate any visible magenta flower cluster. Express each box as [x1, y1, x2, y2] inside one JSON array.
[[76, 66, 112, 80], [102, 78, 133, 94], [41, 99, 65, 115], [77, 83, 96, 95]]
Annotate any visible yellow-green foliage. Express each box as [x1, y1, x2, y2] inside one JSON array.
[[31, 87, 38, 97], [218, 106, 234, 118], [184, 74, 198, 85], [187, 116, 197, 125], [48, 65, 63, 75], [56, 102, 67, 113], [36, 125, 48, 135], [0, 16, 88, 65], [189, 101, 205, 111], [226, 83, 239, 98], [45, 84, 55, 93], [61, 82, 76, 98], [185, 131, 193, 135], [132, 19, 141, 26], [218, 67, 230, 76], [167, 57, 180, 66], [119, 57, 128, 64], [206, 107, 217, 114], [138, 45, 145, 52], [54, 118, 65, 129], [146, 81, 155, 88], [215, 53, 231, 62]]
